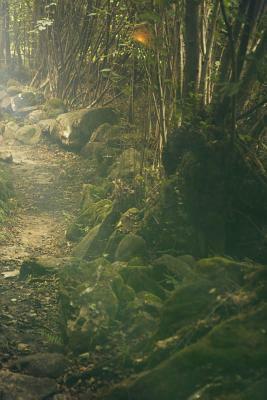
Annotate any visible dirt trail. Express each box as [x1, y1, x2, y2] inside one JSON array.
[[0, 140, 91, 398], [0, 142, 88, 260]]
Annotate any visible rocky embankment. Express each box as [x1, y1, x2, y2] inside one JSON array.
[[0, 79, 266, 399]]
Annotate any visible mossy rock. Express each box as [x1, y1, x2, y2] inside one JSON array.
[[15, 125, 42, 145], [111, 275, 136, 306], [105, 230, 125, 260], [115, 233, 147, 262], [100, 305, 267, 400], [197, 257, 253, 285], [59, 257, 120, 352], [80, 182, 112, 211], [157, 279, 219, 338], [89, 123, 113, 142], [72, 224, 101, 258], [125, 291, 163, 320], [43, 98, 67, 118], [11, 91, 40, 112], [27, 109, 48, 123], [109, 148, 141, 181], [6, 85, 22, 96], [152, 254, 197, 289], [66, 199, 112, 242], [54, 107, 118, 149], [81, 141, 119, 176], [128, 257, 146, 266], [119, 266, 166, 299], [117, 208, 142, 234]]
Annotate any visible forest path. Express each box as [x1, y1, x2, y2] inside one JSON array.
[[0, 140, 91, 398]]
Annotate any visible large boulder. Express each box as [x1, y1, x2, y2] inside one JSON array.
[[115, 233, 147, 262], [53, 107, 118, 149]]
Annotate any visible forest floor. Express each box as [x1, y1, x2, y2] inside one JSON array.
[[0, 140, 99, 399]]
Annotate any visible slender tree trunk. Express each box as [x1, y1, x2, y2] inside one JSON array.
[[183, 0, 202, 98]]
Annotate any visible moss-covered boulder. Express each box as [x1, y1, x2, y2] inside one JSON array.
[[119, 266, 166, 299], [82, 141, 119, 176], [141, 175, 194, 256], [11, 91, 43, 112], [111, 275, 135, 306], [43, 98, 67, 118], [109, 148, 141, 180], [79, 198, 137, 260], [72, 224, 100, 258], [117, 208, 142, 234], [15, 124, 42, 145], [27, 109, 48, 123], [80, 182, 112, 211], [53, 107, 118, 149], [66, 198, 112, 242], [115, 233, 147, 262], [152, 254, 197, 289], [157, 279, 219, 338], [196, 256, 253, 285], [100, 305, 267, 400], [59, 258, 121, 352]]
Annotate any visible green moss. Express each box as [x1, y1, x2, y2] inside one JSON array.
[[197, 257, 252, 285], [66, 198, 112, 241], [43, 98, 67, 118], [115, 233, 147, 262], [119, 266, 166, 299], [157, 279, 217, 338], [80, 181, 112, 211], [101, 305, 267, 400]]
